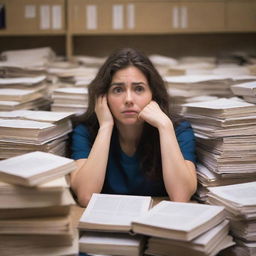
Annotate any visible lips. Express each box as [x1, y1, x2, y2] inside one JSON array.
[[122, 110, 138, 115]]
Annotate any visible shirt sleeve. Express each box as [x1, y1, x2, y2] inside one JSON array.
[[175, 121, 197, 164], [70, 124, 92, 160]]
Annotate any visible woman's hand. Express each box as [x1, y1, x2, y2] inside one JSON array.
[[95, 95, 114, 128], [138, 101, 172, 129]]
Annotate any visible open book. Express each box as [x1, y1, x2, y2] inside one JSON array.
[[0, 151, 76, 186], [131, 201, 225, 241], [78, 193, 153, 232]]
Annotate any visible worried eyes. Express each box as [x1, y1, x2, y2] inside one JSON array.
[[111, 86, 145, 94]]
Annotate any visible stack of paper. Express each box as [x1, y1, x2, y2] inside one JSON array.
[[51, 87, 88, 115], [0, 151, 76, 186], [74, 55, 106, 68], [48, 66, 97, 85], [194, 164, 253, 203], [0, 47, 56, 67], [131, 201, 233, 256], [183, 98, 256, 177], [78, 193, 152, 256], [149, 54, 178, 76], [0, 110, 73, 159], [231, 81, 256, 104], [207, 182, 256, 255], [146, 220, 233, 256], [0, 75, 50, 111], [0, 65, 46, 78], [165, 75, 233, 99], [0, 151, 78, 255]]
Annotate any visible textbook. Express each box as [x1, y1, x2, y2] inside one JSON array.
[[0, 177, 75, 219], [131, 201, 225, 241], [0, 110, 74, 124], [0, 229, 79, 256], [0, 118, 72, 144], [207, 181, 256, 220], [145, 220, 234, 256], [0, 215, 72, 235], [0, 151, 76, 186], [78, 193, 153, 232], [79, 232, 145, 256]]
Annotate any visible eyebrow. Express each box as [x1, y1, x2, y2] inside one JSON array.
[[110, 82, 146, 87]]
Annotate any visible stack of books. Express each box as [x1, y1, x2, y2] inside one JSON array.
[[0, 47, 56, 68], [78, 193, 152, 256], [165, 75, 233, 99], [207, 182, 256, 256], [132, 201, 234, 256], [0, 75, 50, 111], [48, 65, 97, 85], [0, 151, 78, 256], [0, 110, 73, 159], [183, 98, 256, 177], [0, 65, 46, 78], [51, 87, 88, 115], [78, 194, 234, 256], [73, 55, 106, 68], [194, 164, 253, 203], [231, 81, 256, 104]]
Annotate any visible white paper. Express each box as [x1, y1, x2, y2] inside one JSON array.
[[0, 75, 46, 85], [80, 193, 152, 228], [24, 5, 36, 19], [133, 201, 224, 231], [0, 151, 74, 178], [112, 5, 124, 30], [40, 5, 50, 30], [52, 5, 62, 29], [126, 4, 135, 29], [208, 182, 256, 206], [86, 5, 97, 30]]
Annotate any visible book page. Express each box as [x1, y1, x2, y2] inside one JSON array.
[[183, 98, 254, 110], [0, 119, 54, 129], [53, 87, 88, 94], [80, 194, 152, 227], [132, 201, 224, 231], [0, 151, 74, 178], [208, 182, 256, 206], [0, 75, 46, 85], [232, 81, 256, 90], [164, 74, 228, 84], [2, 110, 74, 123], [80, 231, 142, 246], [193, 219, 229, 245]]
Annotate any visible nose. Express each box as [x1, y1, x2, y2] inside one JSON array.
[[125, 89, 133, 105]]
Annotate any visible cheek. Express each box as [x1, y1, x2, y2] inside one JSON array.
[[107, 96, 119, 114], [140, 94, 152, 107]]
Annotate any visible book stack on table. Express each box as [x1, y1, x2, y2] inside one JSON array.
[[78, 193, 152, 256], [78, 193, 235, 256], [208, 182, 256, 256], [0, 110, 74, 159], [0, 151, 79, 256]]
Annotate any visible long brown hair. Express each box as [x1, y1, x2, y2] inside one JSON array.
[[78, 48, 177, 179]]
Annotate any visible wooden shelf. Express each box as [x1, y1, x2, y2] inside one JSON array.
[[0, 0, 255, 58]]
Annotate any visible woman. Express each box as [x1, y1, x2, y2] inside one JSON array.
[[70, 48, 197, 207]]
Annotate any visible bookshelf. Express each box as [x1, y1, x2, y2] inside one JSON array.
[[0, 0, 255, 59]]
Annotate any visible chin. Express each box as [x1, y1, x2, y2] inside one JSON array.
[[121, 118, 143, 126]]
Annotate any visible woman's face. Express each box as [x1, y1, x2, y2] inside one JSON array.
[[107, 66, 152, 126]]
